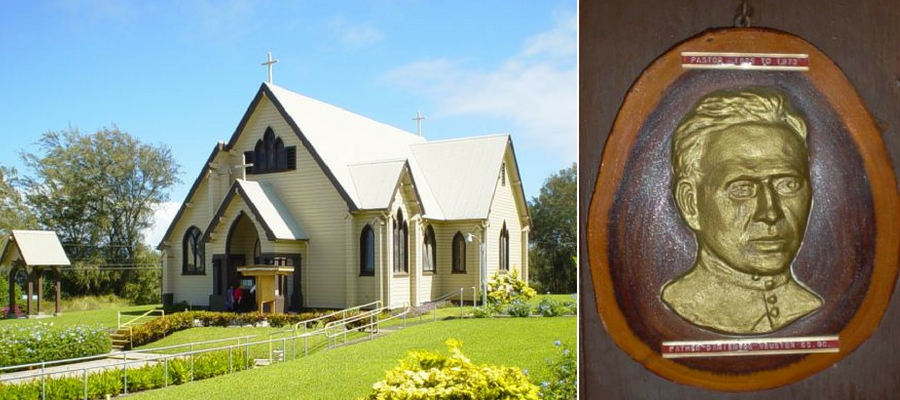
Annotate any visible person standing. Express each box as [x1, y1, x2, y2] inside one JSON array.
[[225, 285, 234, 312]]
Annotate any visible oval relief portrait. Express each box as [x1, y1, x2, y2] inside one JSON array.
[[587, 28, 900, 391]]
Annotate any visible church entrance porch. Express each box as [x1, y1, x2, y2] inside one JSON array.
[[209, 211, 303, 312]]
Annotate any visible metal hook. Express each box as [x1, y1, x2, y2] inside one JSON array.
[[734, 0, 752, 27]]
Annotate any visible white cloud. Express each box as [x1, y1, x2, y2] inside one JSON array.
[[382, 10, 576, 160], [331, 16, 385, 47], [143, 201, 182, 247]]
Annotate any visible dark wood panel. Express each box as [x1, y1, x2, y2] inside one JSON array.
[[579, 0, 900, 398]]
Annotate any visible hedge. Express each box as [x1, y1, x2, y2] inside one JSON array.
[[0, 350, 250, 400], [0, 323, 110, 368], [129, 310, 329, 348]]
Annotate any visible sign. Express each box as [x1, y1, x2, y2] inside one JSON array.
[[587, 28, 900, 391]]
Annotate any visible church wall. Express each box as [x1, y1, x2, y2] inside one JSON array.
[[165, 177, 214, 306], [486, 148, 526, 281], [229, 95, 349, 308], [352, 211, 381, 307], [433, 221, 481, 298], [387, 186, 414, 308]]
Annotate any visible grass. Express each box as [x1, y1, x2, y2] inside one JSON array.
[[59, 294, 133, 312], [129, 317, 575, 400], [0, 304, 159, 329]]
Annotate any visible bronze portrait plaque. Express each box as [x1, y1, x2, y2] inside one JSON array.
[[587, 28, 900, 391]]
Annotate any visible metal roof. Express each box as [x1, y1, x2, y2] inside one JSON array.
[[0, 230, 71, 267], [348, 160, 407, 210], [410, 134, 510, 220], [203, 180, 308, 243]]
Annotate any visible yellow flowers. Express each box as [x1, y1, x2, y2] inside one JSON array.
[[363, 339, 539, 400]]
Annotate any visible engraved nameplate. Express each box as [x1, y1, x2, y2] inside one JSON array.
[[662, 335, 840, 358], [681, 52, 809, 71]]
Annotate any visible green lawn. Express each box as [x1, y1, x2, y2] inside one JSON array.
[[129, 317, 575, 400], [0, 304, 159, 329]]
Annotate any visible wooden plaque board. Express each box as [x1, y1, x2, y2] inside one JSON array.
[[586, 28, 900, 391]]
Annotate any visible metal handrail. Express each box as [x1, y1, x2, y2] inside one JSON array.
[[117, 309, 165, 329], [291, 300, 382, 332], [1, 300, 456, 399], [0, 334, 257, 378]]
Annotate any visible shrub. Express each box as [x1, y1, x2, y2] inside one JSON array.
[[539, 341, 576, 400], [0, 349, 251, 400], [471, 306, 494, 318], [506, 300, 531, 317], [534, 298, 567, 317], [0, 323, 111, 368], [486, 269, 536, 306], [129, 310, 329, 348], [364, 339, 539, 400]]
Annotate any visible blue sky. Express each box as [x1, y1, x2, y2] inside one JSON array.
[[0, 0, 576, 246]]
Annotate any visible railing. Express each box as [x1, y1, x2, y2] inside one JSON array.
[[1, 295, 475, 399], [323, 302, 411, 348], [0, 333, 309, 400], [117, 308, 165, 330]]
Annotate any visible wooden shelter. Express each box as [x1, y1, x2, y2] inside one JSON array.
[[237, 265, 294, 314], [0, 230, 71, 318]]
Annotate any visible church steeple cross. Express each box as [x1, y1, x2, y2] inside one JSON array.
[[261, 51, 279, 84], [413, 111, 425, 137]]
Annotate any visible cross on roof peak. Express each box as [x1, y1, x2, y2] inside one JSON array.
[[261, 51, 279, 84], [413, 111, 425, 137]]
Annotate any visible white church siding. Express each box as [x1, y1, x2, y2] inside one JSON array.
[[165, 176, 215, 307], [229, 95, 350, 308], [434, 221, 481, 298], [485, 149, 526, 280]]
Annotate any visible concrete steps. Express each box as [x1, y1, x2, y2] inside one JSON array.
[[110, 329, 132, 350]]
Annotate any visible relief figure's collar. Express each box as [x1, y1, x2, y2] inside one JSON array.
[[697, 249, 792, 291]]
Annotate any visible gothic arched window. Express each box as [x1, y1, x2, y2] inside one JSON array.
[[360, 225, 375, 276], [423, 225, 436, 274], [245, 127, 297, 174], [183, 226, 205, 275], [499, 222, 509, 272], [452, 232, 466, 273]]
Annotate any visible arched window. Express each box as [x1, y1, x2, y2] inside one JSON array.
[[452, 232, 466, 273], [275, 138, 286, 170], [183, 226, 205, 275], [393, 209, 408, 274], [360, 225, 375, 276], [423, 225, 436, 274], [499, 222, 509, 272], [264, 129, 276, 170], [246, 127, 297, 174]]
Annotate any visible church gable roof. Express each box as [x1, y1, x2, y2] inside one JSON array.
[[203, 179, 308, 243], [225, 83, 426, 212], [410, 134, 511, 220], [348, 159, 408, 210]]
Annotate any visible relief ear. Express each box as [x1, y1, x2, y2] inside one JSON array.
[[675, 179, 701, 231]]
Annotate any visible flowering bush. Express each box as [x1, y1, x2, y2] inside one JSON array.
[[471, 305, 496, 318], [0, 322, 111, 368], [534, 298, 568, 317], [486, 269, 536, 306], [364, 339, 539, 400], [539, 341, 576, 400], [506, 300, 531, 317]]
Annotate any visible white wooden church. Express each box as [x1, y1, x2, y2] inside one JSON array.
[[157, 82, 531, 311]]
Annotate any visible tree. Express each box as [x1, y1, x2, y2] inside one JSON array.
[[0, 166, 36, 236], [528, 163, 576, 294], [21, 127, 180, 299]]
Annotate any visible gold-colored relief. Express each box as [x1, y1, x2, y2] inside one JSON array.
[[662, 88, 823, 335]]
